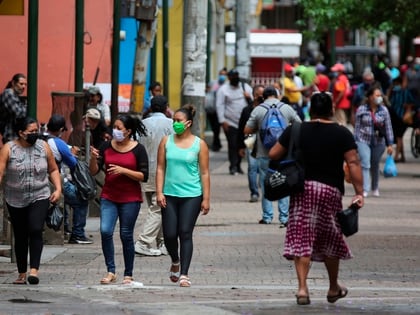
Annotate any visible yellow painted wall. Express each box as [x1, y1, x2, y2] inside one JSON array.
[[155, 0, 183, 111], [0, 0, 24, 15]]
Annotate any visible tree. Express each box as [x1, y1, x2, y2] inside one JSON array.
[[297, 0, 420, 39]]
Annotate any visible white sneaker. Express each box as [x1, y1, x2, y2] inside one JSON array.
[[372, 189, 380, 197], [363, 191, 368, 198], [135, 242, 161, 256], [158, 244, 168, 256]]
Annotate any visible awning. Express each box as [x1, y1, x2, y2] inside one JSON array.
[[225, 31, 302, 58]]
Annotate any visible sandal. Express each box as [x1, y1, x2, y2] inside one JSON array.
[[100, 272, 117, 285], [13, 274, 27, 285], [327, 286, 348, 303], [296, 294, 311, 305], [122, 276, 133, 285], [169, 262, 180, 283], [179, 275, 191, 287], [27, 274, 39, 285]]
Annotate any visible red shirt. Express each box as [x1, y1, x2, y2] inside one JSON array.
[[100, 143, 148, 203], [333, 74, 351, 110]]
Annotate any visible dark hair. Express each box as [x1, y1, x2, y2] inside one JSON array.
[[252, 84, 264, 97], [14, 116, 38, 136], [176, 104, 196, 124], [115, 114, 147, 139], [6, 73, 26, 89], [263, 86, 278, 99], [151, 95, 168, 113], [309, 92, 333, 118], [365, 85, 382, 98], [149, 81, 161, 91]]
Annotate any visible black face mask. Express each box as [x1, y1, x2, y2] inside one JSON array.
[[230, 77, 240, 86], [25, 133, 39, 145], [257, 96, 265, 104]]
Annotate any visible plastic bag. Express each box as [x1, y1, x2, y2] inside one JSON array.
[[46, 204, 64, 231], [383, 154, 398, 178]]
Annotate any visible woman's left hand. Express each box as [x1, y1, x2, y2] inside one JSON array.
[[49, 190, 61, 204], [386, 145, 393, 155], [201, 200, 210, 215], [107, 164, 124, 175]]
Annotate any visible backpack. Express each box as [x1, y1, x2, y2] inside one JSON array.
[[259, 102, 287, 149], [72, 160, 97, 201]]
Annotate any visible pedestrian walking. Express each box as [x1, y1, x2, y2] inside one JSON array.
[[268, 91, 364, 305], [156, 105, 210, 287], [354, 86, 394, 197], [0, 117, 62, 285], [135, 95, 173, 256], [238, 84, 265, 203], [244, 86, 301, 226], [89, 114, 149, 285], [216, 68, 252, 175]]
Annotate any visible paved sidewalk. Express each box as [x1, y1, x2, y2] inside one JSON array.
[[1, 131, 420, 314]]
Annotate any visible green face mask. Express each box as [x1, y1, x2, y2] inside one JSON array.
[[173, 121, 186, 134]]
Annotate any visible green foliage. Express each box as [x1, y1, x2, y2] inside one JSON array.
[[297, 0, 420, 38]]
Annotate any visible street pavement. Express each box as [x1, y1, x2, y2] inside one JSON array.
[[1, 130, 420, 314]]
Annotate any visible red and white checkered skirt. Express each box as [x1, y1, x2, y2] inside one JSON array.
[[283, 180, 353, 262]]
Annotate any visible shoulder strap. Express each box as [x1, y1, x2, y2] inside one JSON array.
[[286, 122, 301, 160]]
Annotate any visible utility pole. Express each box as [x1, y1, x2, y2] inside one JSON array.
[[181, 0, 208, 138], [235, 0, 251, 81], [127, 0, 158, 114]]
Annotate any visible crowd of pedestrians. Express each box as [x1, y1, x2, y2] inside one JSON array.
[[1, 54, 420, 304]]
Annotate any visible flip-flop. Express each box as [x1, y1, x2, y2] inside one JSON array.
[[27, 274, 39, 285], [169, 263, 180, 283], [327, 287, 348, 303], [295, 295, 311, 305]]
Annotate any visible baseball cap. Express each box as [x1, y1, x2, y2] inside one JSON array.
[[316, 64, 326, 73], [47, 114, 68, 132], [228, 68, 239, 77], [331, 63, 345, 72], [284, 63, 294, 72], [88, 85, 101, 95], [84, 108, 101, 120]]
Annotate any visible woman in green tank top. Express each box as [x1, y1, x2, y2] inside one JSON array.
[[156, 104, 210, 287]]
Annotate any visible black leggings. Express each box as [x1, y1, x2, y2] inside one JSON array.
[[7, 199, 50, 273], [162, 195, 202, 275]]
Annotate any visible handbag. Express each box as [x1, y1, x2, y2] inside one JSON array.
[[383, 154, 397, 178], [46, 203, 64, 231], [336, 202, 360, 237], [264, 122, 304, 201]]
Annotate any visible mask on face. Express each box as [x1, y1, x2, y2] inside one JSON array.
[[218, 75, 226, 85], [112, 129, 125, 142], [230, 77, 240, 86], [173, 121, 186, 135], [375, 96, 383, 105], [25, 133, 39, 145], [257, 96, 265, 104]]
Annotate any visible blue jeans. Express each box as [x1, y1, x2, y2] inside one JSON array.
[[63, 181, 89, 238], [357, 141, 385, 192], [100, 198, 141, 277], [247, 148, 259, 197], [258, 157, 289, 224]]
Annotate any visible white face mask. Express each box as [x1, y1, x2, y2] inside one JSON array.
[[112, 129, 125, 142], [375, 96, 383, 105]]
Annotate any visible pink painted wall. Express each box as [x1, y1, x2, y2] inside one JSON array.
[[0, 1, 113, 123]]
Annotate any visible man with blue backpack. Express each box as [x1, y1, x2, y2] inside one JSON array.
[[244, 86, 301, 227]]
